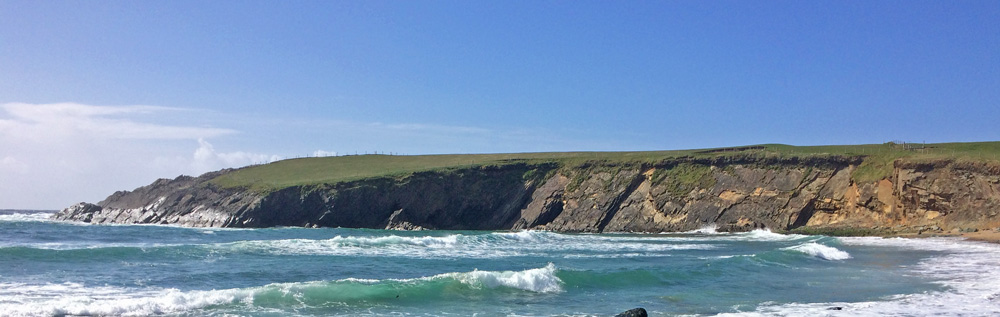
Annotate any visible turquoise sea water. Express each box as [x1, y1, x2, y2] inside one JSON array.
[[3, 210, 1000, 316]]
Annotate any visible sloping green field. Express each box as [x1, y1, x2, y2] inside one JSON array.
[[209, 141, 1000, 192], [762, 142, 1000, 183], [209, 150, 693, 191]]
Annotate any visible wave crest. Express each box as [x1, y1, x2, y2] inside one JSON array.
[[326, 234, 460, 248], [0, 212, 54, 222], [738, 229, 809, 241], [684, 224, 721, 234], [785, 242, 852, 260], [0, 265, 562, 316], [450, 263, 562, 293], [0, 282, 251, 317]]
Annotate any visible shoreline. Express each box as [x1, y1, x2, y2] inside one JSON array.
[[890, 230, 1000, 244], [954, 231, 1000, 244], [18, 210, 1000, 244]]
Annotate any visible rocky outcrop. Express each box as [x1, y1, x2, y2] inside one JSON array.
[[57, 169, 262, 227], [516, 157, 861, 232], [800, 160, 1000, 233], [55, 163, 555, 230], [615, 308, 648, 317], [52, 157, 1000, 233]]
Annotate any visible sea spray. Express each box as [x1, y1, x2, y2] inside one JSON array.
[[784, 242, 852, 261], [493, 230, 547, 242], [684, 224, 721, 234], [0, 211, 54, 222]]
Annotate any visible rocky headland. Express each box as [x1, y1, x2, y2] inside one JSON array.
[[53, 145, 1000, 235]]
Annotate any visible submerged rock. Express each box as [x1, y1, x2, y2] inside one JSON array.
[[614, 307, 647, 317]]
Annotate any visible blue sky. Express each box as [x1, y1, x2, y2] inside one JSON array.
[[1, 1, 998, 208]]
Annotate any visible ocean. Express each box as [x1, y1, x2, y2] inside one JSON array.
[[2, 210, 1000, 316]]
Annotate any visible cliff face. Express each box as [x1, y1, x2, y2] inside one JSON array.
[[54, 158, 1000, 233]]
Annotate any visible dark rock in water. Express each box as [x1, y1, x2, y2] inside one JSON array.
[[614, 307, 647, 317], [827, 306, 843, 310], [57, 202, 103, 223]]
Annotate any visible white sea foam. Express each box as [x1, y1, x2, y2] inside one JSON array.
[[492, 230, 548, 242], [732, 229, 810, 241], [674, 227, 818, 242], [226, 234, 524, 259], [492, 231, 715, 253], [701, 254, 755, 260], [0, 282, 253, 317], [222, 232, 714, 259], [684, 224, 722, 234], [721, 237, 1000, 316], [0, 241, 183, 250], [563, 252, 672, 259], [239, 234, 463, 251], [673, 228, 811, 242], [328, 234, 460, 247], [448, 263, 563, 293], [784, 242, 852, 261], [0, 265, 561, 316], [267, 264, 563, 293], [0, 212, 54, 222]]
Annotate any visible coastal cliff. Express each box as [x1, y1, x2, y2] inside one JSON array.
[[53, 144, 1000, 234]]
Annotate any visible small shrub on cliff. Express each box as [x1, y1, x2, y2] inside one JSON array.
[[852, 151, 909, 184], [652, 163, 716, 197], [522, 169, 538, 181]]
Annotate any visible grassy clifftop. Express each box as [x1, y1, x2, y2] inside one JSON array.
[[208, 151, 690, 191], [209, 141, 1000, 192]]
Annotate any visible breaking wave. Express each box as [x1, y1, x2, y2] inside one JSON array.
[[0, 211, 54, 222], [674, 228, 814, 242], [0, 230, 718, 261], [220, 231, 714, 258], [733, 229, 810, 241], [0, 264, 563, 316], [683, 224, 722, 234], [784, 242, 852, 261]]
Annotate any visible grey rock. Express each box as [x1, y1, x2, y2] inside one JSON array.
[[614, 307, 647, 317]]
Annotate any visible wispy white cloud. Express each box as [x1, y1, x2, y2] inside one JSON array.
[[192, 138, 281, 172], [0, 102, 274, 209], [370, 122, 491, 135], [312, 150, 337, 157], [0, 102, 234, 139], [3, 102, 171, 120], [0, 102, 605, 209]]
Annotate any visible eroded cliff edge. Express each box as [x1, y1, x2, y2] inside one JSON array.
[[54, 156, 1000, 234]]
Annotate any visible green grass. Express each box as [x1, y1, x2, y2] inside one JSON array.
[[652, 162, 716, 197], [209, 141, 1000, 193], [210, 151, 692, 192], [759, 141, 1000, 182]]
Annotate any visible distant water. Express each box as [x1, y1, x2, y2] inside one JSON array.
[[3, 210, 1000, 316]]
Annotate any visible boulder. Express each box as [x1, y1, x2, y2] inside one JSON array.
[[614, 307, 647, 317]]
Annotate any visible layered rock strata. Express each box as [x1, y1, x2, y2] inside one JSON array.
[[54, 158, 1000, 233]]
